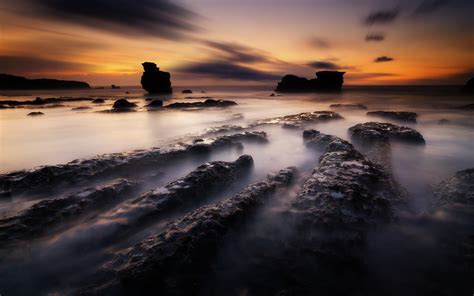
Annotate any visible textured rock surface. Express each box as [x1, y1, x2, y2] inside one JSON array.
[[367, 111, 418, 123], [145, 99, 163, 108], [432, 168, 474, 207], [349, 122, 425, 145], [275, 71, 345, 92], [166, 99, 237, 109], [80, 167, 296, 295], [0, 179, 138, 247], [140, 62, 172, 94], [0, 74, 90, 90], [0, 132, 266, 196], [254, 111, 342, 128], [329, 103, 368, 110]]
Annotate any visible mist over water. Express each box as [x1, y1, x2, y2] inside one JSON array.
[[0, 85, 473, 295]]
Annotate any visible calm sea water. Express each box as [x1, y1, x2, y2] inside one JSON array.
[[0, 85, 473, 294]]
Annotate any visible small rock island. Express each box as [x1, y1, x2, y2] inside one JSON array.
[[140, 62, 172, 94], [0, 74, 90, 90], [275, 71, 345, 92]]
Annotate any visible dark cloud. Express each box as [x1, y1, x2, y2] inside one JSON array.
[[307, 37, 331, 49], [364, 9, 399, 25], [0, 56, 95, 75], [203, 41, 272, 64], [365, 33, 386, 42], [374, 56, 394, 63], [5, 0, 198, 39], [413, 0, 449, 16], [180, 62, 280, 81], [308, 61, 340, 70]]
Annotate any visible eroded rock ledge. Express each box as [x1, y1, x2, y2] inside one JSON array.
[[432, 168, 474, 207], [367, 111, 418, 123], [166, 99, 237, 109], [0, 132, 267, 197], [81, 167, 296, 295], [0, 179, 138, 247], [349, 122, 425, 145]]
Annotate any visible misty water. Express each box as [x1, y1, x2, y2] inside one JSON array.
[[0, 86, 473, 295]]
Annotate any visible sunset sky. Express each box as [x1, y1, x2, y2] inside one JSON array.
[[0, 0, 472, 86]]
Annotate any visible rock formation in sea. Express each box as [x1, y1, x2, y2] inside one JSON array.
[[27, 112, 44, 116], [432, 168, 474, 207], [275, 71, 345, 92], [367, 111, 418, 123], [329, 103, 367, 110], [112, 99, 137, 110], [0, 74, 90, 90], [165, 99, 237, 109], [182, 89, 192, 93], [349, 122, 425, 145], [140, 62, 172, 94], [145, 99, 163, 108], [0, 97, 93, 106]]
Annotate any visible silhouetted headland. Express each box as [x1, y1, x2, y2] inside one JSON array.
[[462, 77, 473, 93], [0, 74, 90, 90], [275, 71, 345, 92], [141, 62, 172, 94]]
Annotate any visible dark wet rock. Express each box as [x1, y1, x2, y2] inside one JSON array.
[[303, 129, 352, 151], [182, 89, 192, 93], [203, 125, 245, 135], [71, 106, 92, 111], [455, 103, 474, 110], [349, 122, 425, 145], [329, 103, 367, 110], [254, 111, 342, 127], [0, 97, 93, 106], [112, 99, 137, 109], [111, 85, 120, 89], [81, 167, 296, 295], [92, 98, 105, 104], [433, 168, 474, 207], [270, 93, 275, 97], [0, 74, 90, 90], [27, 111, 44, 116], [166, 99, 237, 109], [140, 62, 172, 94], [0, 132, 263, 196], [275, 71, 345, 92], [0, 179, 138, 246], [367, 111, 418, 123], [145, 100, 163, 108], [462, 77, 474, 93], [438, 119, 450, 125]]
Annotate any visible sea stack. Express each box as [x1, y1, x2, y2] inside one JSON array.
[[275, 71, 345, 92], [462, 77, 473, 93], [140, 62, 172, 94]]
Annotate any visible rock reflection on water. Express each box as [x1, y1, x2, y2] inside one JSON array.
[[0, 85, 473, 295]]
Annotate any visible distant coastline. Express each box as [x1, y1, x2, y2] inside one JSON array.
[[0, 74, 90, 90]]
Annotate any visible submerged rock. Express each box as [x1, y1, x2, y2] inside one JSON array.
[[166, 99, 237, 109], [145, 99, 163, 108], [367, 111, 418, 123], [81, 167, 296, 295], [329, 103, 368, 110], [112, 99, 137, 109], [254, 111, 342, 128], [182, 89, 192, 94], [0, 179, 138, 247], [349, 122, 425, 145], [455, 103, 474, 110], [92, 98, 105, 104], [275, 71, 345, 92], [140, 62, 172, 94], [71, 106, 92, 111], [432, 168, 474, 207], [0, 132, 265, 196], [27, 111, 44, 116]]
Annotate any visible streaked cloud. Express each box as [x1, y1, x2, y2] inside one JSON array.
[[180, 62, 279, 81], [364, 8, 399, 25], [413, 0, 449, 16], [0, 56, 95, 75], [365, 33, 386, 42]]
